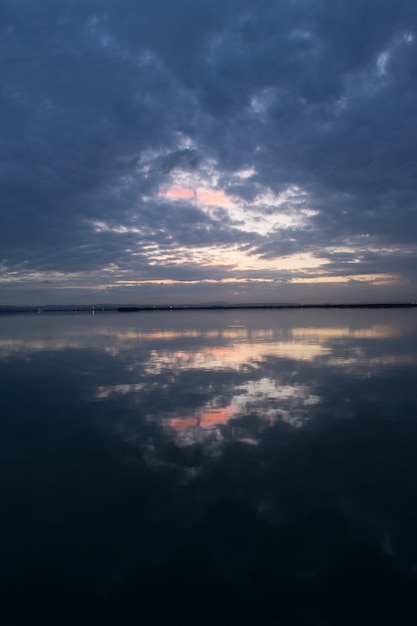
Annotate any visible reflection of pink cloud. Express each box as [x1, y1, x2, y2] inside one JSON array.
[[166, 186, 194, 199], [169, 406, 236, 432], [200, 406, 235, 428], [170, 417, 198, 430]]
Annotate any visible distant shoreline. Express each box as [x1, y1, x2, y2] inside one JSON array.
[[1, 302, 416, 314], [117, 303, 417, 312]]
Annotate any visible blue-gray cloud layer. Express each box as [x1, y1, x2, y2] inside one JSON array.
[[1, 0, 417, 302]]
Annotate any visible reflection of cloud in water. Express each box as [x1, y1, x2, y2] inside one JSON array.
[[0, 313, 412, 362], [327, 353, 417, 369], [144, 341, 329, 375], [96, 369, 320, 453], [167, 377, 320, 446], [291, 325, 402, 340], [96, 383, 146, 399], [170, 406, 237, 432], [0, 337, 89, 357], [93, 316, 416, 454]]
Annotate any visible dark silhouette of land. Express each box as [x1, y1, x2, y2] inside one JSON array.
[[117, 302, 417, 312], [1, 302, 416, 313]]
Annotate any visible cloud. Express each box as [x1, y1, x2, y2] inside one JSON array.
[[1, 0, 417, 303]]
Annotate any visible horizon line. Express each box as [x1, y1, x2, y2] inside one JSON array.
[[1, 302, 417, 313]]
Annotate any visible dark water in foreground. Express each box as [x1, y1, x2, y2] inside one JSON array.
[[1, 309, 417, 625]]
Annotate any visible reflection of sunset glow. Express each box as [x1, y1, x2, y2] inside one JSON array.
[[144, 340, 329, 375], [169, 406, 236, 433], [2, 316, 414, 362], [98, 324, 400, 345], [103, 329, 201, 342], [327, 354, 417, 368], [200, 406, 235, 427], [170, 417, 198, 429], [169, 406, 236, 430], [292, 325, 402, 340], [223, 328, 249, 339], [165, 376, 321, 444]]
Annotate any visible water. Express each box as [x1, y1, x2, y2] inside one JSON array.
[[1, 309, 417, 625]]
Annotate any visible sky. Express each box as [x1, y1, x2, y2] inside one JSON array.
[[1, 0, 417, 306]]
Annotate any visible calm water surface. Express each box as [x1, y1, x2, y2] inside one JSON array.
[[1, 309, 417, 625]]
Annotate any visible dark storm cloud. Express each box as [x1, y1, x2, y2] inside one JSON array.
[[1, 0, 417, 302]]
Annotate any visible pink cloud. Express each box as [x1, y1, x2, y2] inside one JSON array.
[[196, 188, 232, 208], [165, 185, 232, 208], [166, 186, 195, 199]]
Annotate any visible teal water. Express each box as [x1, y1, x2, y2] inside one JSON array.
[[1, 309, 417, 624]]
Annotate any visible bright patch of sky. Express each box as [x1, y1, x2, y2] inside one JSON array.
[[161, 167, 317, 236]]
